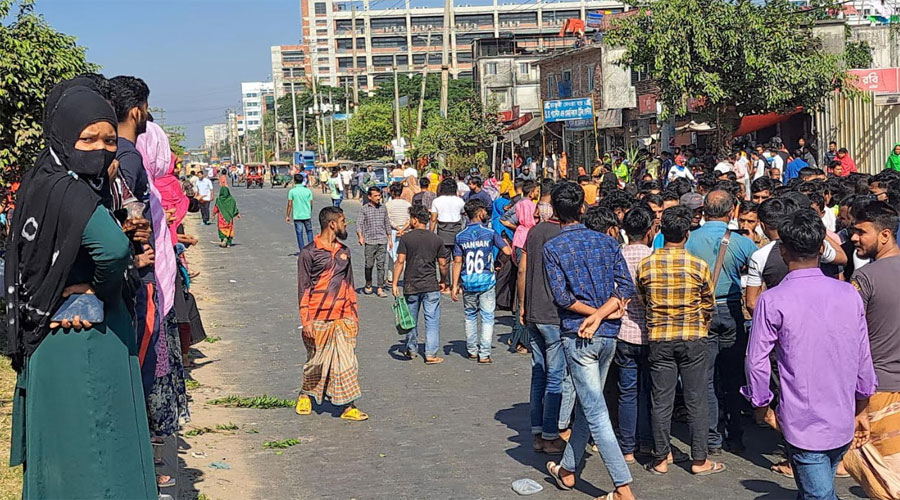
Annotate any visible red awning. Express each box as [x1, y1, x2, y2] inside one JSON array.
[[732, 109, 801, 137]]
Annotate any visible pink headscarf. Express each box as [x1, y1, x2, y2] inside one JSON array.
[[155, 154, 190, 244], [135, 122, 177, 323]]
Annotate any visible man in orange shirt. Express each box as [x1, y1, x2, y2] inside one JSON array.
[[294, 206, 368, 421]]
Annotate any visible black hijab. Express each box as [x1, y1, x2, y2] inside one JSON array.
[[4, 81, 118, 369]]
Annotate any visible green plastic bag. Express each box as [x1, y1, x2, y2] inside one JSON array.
[[392, 296, 416, 331]]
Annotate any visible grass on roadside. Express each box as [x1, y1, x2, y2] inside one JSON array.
[[0, 357, 22, 500], [206, 395, 295, 409]]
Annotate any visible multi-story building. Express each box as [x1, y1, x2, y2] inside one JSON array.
[[241, 81, 275, 132], [271, 44, 309, 99], [203, 124, 228, 150], [298, 0, 627, 91]]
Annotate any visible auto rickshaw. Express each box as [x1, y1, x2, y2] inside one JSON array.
[[269, 161, 292, 188], [245, 162, 264, 188]]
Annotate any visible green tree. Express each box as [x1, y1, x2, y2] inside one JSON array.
[[845, 40, 873, 69], [0, 0, 97, 194], [344, 101, 394, 160], [605, 0, 852, 148]]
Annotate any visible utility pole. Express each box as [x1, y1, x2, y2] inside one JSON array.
[[416, 31, 432, 137], [328, 90, 336, 158], [393, 59, 402, 145], [344, 79, 351, 135], [351, 5, 360, 105], [440, 0, 451, 117], [290, 72, 300, 154], [273, 86, 280, 162]]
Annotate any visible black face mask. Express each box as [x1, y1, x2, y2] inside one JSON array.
[[70, 148, 115, 179]]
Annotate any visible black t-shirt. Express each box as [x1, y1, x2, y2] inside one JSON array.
[[398, 228, 449, 294], [524, 221, 562, 324]]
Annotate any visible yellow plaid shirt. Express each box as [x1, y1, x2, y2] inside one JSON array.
[[635, 247, 715, 342]]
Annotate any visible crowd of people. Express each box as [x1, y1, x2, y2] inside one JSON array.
[[4, 74, 210, 499], [294, 139, 900, 499]]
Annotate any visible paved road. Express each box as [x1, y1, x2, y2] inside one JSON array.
[[181, 183, 866, 500]]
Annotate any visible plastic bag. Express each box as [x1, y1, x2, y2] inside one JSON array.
[[392, 296, 416, 331]]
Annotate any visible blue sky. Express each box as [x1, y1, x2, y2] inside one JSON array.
[[33, 0, 303, 147]]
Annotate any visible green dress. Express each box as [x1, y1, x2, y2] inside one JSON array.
[[9, 206, 156, 499]]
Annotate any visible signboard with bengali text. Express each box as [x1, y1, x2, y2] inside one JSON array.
[[543, 98, 594, 123]]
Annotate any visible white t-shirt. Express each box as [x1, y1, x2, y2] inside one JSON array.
[[403, 167, 418, 178], [714, 161, 733, 174], [456, 181, 470, 198], [746, 239, 837, 288], [196, 178, 213, 201], [430, 195, 465, 223]]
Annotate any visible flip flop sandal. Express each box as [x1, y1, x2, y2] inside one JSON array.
[[645, 461, 668, 475], [295, 397, 312, 415], [157, 475, 176, 488], [546, 462, 572, 491], [340, 407, 369, 421], [693, 461, 727, 476]]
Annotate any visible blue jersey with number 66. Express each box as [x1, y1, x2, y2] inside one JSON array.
[[453, 223, 509, 293]]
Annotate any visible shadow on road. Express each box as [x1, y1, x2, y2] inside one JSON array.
[[494, 403, 608, 499]]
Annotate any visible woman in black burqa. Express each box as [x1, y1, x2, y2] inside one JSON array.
[[6, 79, 156, 499]]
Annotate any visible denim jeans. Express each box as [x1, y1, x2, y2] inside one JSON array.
[[787, 443, 849, 500], [560, 334, 633, 488], [405, 291, 441, 357], [463, 287, 495, 358], [649, 338, 709, 461], [615, 339, 652, 454], [293, 219, 313, 250], [363, 243, 387, 288], [528, 322, 566, 440], [707, 301, 747, 449]]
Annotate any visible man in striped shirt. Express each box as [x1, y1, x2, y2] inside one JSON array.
[[635, 206, 721, 475]]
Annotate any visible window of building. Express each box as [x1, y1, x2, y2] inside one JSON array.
[[370, 36, 407, 49], [490, 89, 508, 106], [314, 2, 326, 15], [485, 62, 498, 75], [587, 64, 596, 92]]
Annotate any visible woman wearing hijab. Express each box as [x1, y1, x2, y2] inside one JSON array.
[[213, 186, 240, 247], [136, 123, 190, 473], [6, 81, 156, 498]]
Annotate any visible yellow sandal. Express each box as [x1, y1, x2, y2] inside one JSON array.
[[295, 396, 311, 415], [340, 407, 369, 421]]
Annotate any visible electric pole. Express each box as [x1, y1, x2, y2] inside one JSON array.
[[344, 79, 351, 135], [440, 0, 451, 117], [290, 73, 300, 153], [416, 31, 432, 137], [351, 5, 360, 105], [273, 84, 280, 162]]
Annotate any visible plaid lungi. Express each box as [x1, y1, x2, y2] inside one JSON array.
[[301, 318, 361, 405]]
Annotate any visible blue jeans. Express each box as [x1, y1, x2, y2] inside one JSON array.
[[293, 219, 313, 250], [560, 334, 633, 488], [528, 322, 567, 440], [463, 288, 495, 358], [615, 340, 652, 454], [405, 291, 441, 357], [707, 301, 747, 449], [787, 443, 849, 500]]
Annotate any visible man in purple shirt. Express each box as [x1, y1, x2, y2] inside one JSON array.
[[742, 209, 877, 500]]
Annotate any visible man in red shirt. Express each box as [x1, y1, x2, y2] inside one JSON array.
[[294, 206, 368, 421]]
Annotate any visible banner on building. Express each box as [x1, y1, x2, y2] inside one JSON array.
[[848, 68, 900, 94], [543, 98, 594, 122]]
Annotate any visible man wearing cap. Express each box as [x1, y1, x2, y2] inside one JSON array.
[[652, 192, 704, 250], [685, 190, 758, 454]]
